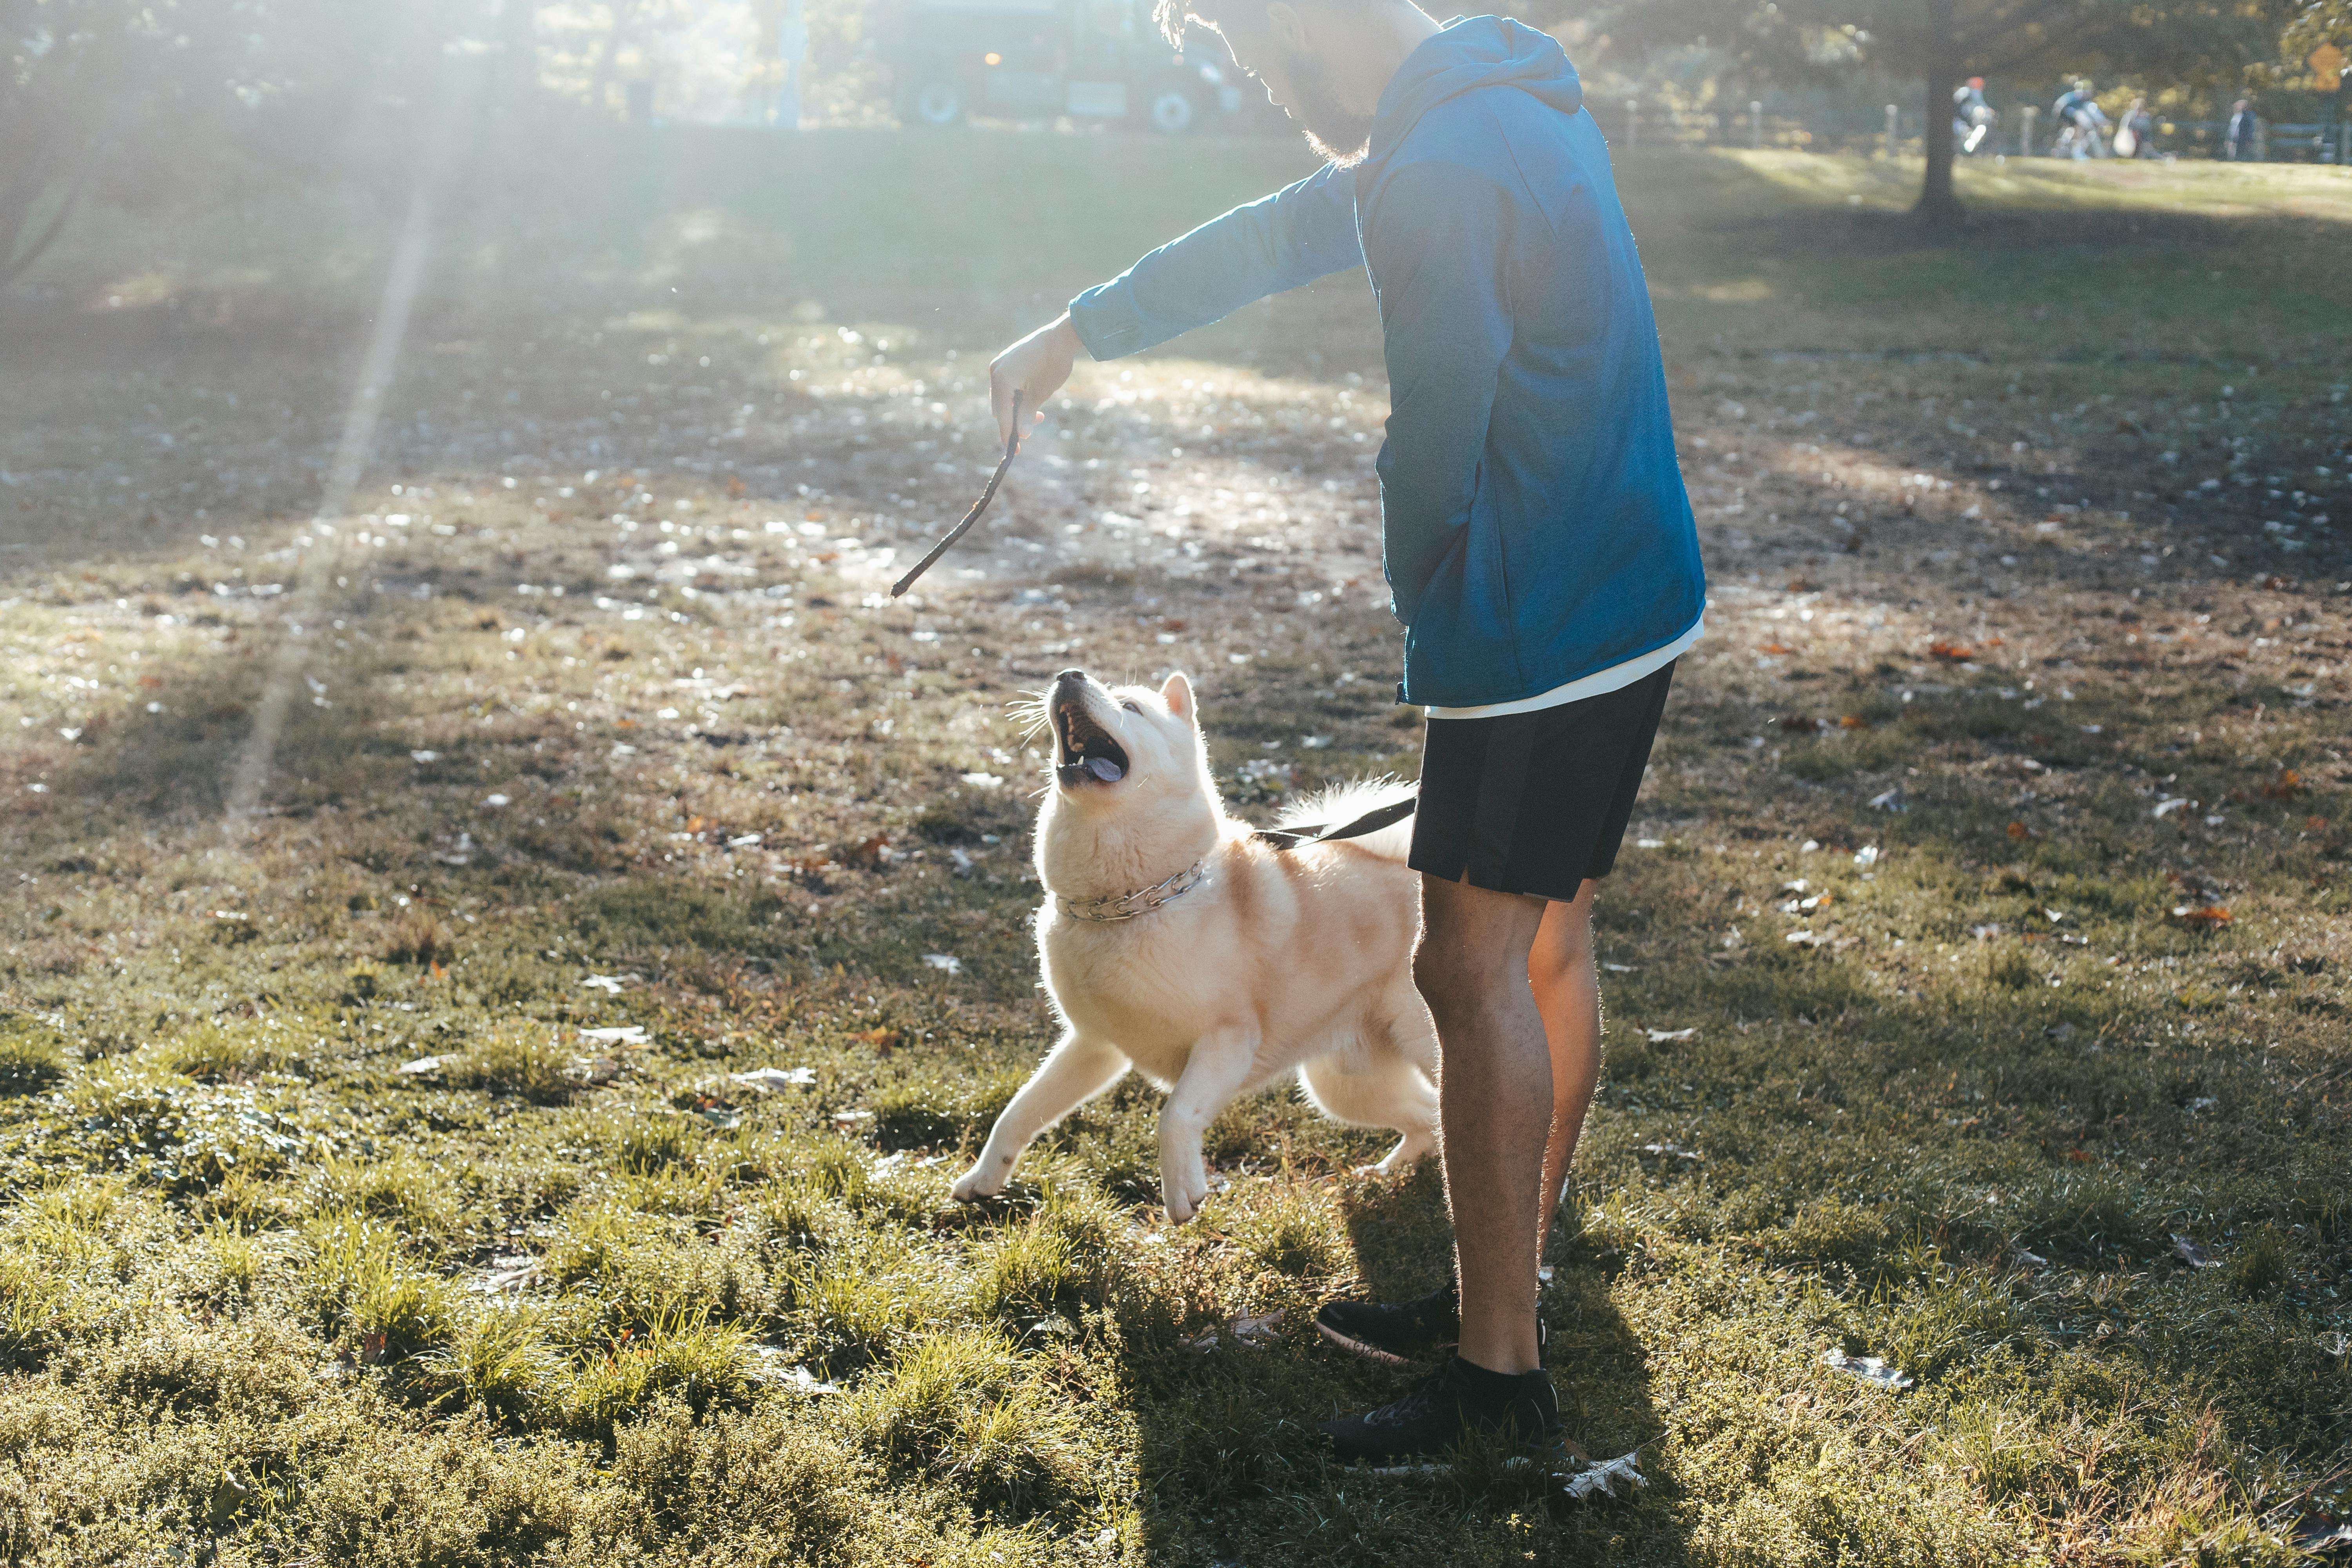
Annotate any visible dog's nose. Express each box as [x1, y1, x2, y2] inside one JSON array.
[[1053, 668, 1087, 686]]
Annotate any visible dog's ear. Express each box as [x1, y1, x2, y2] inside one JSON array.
[[1160, 671, 1196, 724]]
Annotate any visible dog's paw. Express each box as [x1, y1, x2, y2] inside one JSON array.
[[1159, 1151, 1210, 1225], [950, 1153, 1012, 1203]]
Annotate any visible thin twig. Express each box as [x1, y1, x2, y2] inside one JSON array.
[[890, 391, 1023, 597]]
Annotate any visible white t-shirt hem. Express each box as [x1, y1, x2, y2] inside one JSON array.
[[1424, 615, 1704, 721]]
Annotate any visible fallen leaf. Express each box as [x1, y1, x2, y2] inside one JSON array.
[[1759, 642, 1795, 655], [479, 1255, 540, 1295], [1232, 1311, 1283, 1346], [1561, 1451, 1647, 1501], [1185, 1311, 1284, 1353], [750, 1348, 838, 1393], [1838, 713, 1871, 730], [1822, 1348, 1913, 1390], [2007, 821, 2030, 839], [842, 833, 892, 870], [2169, 905, 2231, 927], [2261, 769, 2303, 799], [1927, 641, 1975, 661], [730, 1066, 818, 1092]]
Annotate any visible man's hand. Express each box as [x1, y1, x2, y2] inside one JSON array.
[[990, 315, 1082, 446]]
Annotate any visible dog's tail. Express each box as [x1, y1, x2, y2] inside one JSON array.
[[1274, 777, 1417, 862]]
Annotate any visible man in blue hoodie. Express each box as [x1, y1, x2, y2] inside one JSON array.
[[988, 0, 1705, 1462]]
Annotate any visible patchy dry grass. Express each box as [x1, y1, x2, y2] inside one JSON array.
[[0, 132, 2347, 1564]]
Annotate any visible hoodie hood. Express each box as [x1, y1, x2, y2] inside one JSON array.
[[1366, 16, 1583, 167]]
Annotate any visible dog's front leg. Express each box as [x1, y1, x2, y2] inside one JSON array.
[[1158, 1025, 1261, 1224], [952, 1031, 1128, 1201]]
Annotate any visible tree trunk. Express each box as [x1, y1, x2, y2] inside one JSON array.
[[1915, 0, 1965, 227]]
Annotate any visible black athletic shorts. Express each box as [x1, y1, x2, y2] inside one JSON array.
[[1406, 661, 1675, 903]]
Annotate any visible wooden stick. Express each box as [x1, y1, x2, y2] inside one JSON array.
[[889, 391, 1023, 598]]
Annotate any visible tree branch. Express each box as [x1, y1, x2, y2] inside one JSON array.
[[2, 177, 85, 289]]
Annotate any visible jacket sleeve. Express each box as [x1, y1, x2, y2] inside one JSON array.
[[1363, 162, 1516, 626], [1067, 162, 1364, 360]]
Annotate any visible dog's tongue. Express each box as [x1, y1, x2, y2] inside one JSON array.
[[1056, 755, 1125, 786]]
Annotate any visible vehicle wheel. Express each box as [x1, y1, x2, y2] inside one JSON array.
[[1146, 87, 1197, 134], [911, 81, 964, 127]]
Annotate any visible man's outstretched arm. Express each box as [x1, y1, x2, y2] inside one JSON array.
[[991, 161, 1363, 442]]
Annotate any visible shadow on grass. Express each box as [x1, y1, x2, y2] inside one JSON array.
[[1112, 1160, 1688, 1565]]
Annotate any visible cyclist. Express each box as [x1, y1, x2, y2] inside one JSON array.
[[2051, 80, 2107, 159], [1953, 76, 1995, 154]]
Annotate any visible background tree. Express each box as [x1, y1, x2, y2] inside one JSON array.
[[1596, 0, 2298, 225], [1, 0, 170, 289], [3, 0, 528, 298]]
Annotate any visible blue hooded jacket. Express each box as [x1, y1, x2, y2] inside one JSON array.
[[1068, 16, 1706, 708]]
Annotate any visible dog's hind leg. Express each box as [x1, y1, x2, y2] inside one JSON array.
[[1297, 1044, 1439, 1176], [951, 1031, 1128, 1202]]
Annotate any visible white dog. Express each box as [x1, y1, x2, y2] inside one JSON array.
[[950, 668, 1438, 1223]]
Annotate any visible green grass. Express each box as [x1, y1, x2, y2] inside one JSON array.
[[0, 130, 2347, 1564]]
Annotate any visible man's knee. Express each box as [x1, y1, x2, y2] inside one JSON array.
[[1412, 942, 1518, 1024]]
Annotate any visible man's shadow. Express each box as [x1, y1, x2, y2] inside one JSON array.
[[1120, 1156, 1694, 1565]]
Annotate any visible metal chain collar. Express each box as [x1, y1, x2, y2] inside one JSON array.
[[1056, 858, 1208, 924]]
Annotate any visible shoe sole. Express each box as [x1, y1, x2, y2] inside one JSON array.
[[1312, 1317, 1435, 1367]]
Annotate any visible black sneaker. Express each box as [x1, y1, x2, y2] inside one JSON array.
[[1314, 1272, 1546, 1366], [1314, 1273, 1459, 1365], [1320, 1354, 1563, 1464]]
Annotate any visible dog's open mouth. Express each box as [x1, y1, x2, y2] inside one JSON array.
[[1054, 702, 1129, 786]]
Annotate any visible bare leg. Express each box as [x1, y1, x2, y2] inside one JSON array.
[[1414, 873, 1550, 1376], [1529, 881, 1602, 1263]]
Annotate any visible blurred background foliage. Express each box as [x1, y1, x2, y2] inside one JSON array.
[[5, 0, 2347, 285]]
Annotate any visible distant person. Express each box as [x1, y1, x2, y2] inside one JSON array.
[[2051, 80, 2100, 158], [2226, 98, 2258, 160], [2051, 81, 2089, 156], [2114, 95, 2153, 158], [1953, 76, 1994, 154]]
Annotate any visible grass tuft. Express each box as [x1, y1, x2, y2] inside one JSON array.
[[0, 1015, 68, 1094], [442, 1030, 575, 1101]]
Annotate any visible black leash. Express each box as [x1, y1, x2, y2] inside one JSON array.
[[890, 391, 1024, 599], [1252, 792, 1417, 851]]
